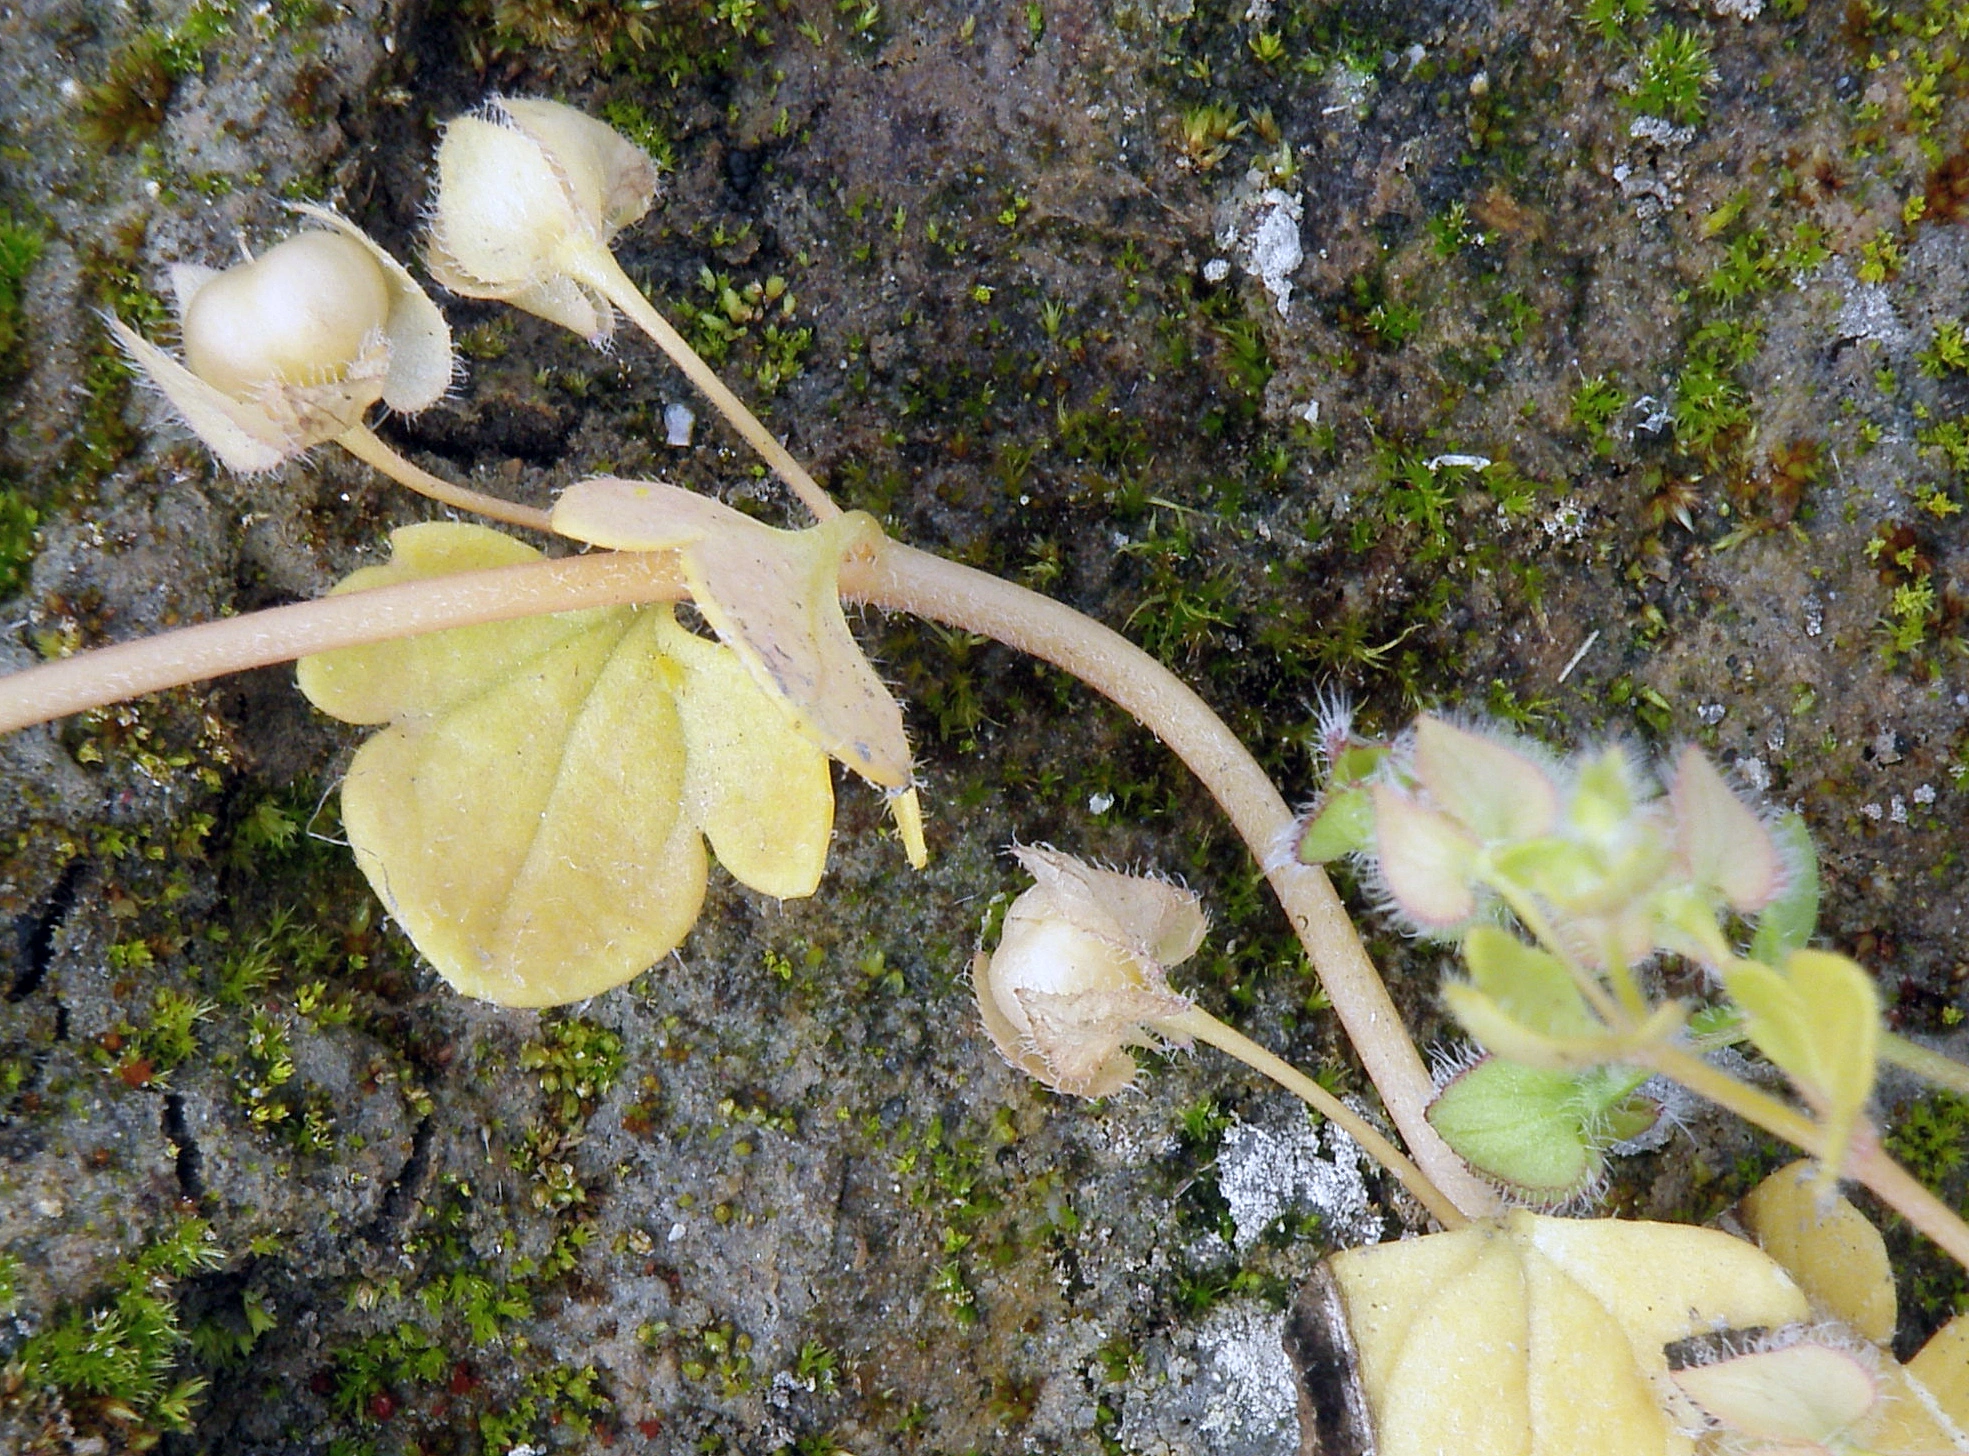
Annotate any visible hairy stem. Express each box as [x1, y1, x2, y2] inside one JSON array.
[[577, 252, 841, 524], [1648, 1043, 1969, 1270], [0, 554, 687, 734], [856, 540, 1502, 1219], [338, 425, 555, 533], [1164, 1006, 1469, 1229]]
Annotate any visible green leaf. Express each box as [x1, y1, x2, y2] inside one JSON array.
[[1748, 813, 1819, 967], [1297, 785, 1374, 863], [1446, 975, 1685, 1072], [1462, 925, 1598, 1040], [1428, 1057, 1599, 1202]]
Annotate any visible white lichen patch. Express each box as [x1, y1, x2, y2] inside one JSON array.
[[1836, 275, 1912, 351], [1196, 1302, 1300, 1445], [1712, 0, 1763, 17], [1216, 1102, 1381, 1251], [1118, 1299, 1301, 1456], [1215, 178, 1305, 318]]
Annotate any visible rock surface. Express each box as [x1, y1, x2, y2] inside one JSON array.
[[1, 1, 1968, 1452]]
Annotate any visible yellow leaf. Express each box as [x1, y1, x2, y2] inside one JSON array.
[[1319, 1212, 1811, 1456], [1741, 1159, 1896, 1343], [1725, 949, 1880, 1178], [1909, 1313, 1969, 1434], [339, 608, 705, 1005], [1671, 1342, 1877, 1444], [552, 477, 915, 788], [654, 611, 832, 900], [296, 522, 841, 1005], [295, 524, 612, 722]]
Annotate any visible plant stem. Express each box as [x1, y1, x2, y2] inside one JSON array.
[[0, 534, 1499, 1219], [338, 425, 555, 533], [1487, 878, 1632, 1031], [1883, 1032, 1969, 1099], [576, 252, 841, 524], [1648, 1043, 1969, 1270], [855, 540, 1502, 1219], [0, 554, 687, 735], [1163, 1006, 1469, 1229]]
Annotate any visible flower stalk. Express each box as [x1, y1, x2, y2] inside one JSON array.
[[337, 424, 554, 533]]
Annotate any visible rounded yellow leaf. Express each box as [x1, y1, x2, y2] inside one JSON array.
[[1522, 1245, 1675, 1456], [340, 609, 706, 1006], [1909, 1313, 1969, 1434], [296, 523, 617, 725], [1321, 1213, 1813, 1456], [1377, 1236, 1531, 1456], [1740, 1159, 1896, 1343]]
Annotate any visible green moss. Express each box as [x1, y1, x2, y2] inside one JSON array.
[[1629, 24, 1717, 126], [522, 1015, 626, 1126], [1889, 1093, 1969, 1186], [80, 0, 236, 148], [0, 211, 42, 367], [11, 1218, 223, 1447], [0, 487, 36, 600]]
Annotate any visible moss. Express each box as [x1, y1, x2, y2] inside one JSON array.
[[79, 0, 237, 149], [0, 487, 36, 600], [7, 1218, 223, 1448]]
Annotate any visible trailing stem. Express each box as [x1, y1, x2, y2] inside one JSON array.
[[1647, 1043, 1969, 1270], [0, 530, 1494, 1219], [854, 542, 1500, 1218], [0, 554, 687, 734]]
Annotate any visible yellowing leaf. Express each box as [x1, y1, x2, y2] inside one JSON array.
[[1371, 783, 1481, 929], [297, 522, 839, 1005], [1319, 1212, 1811, 1456], [552, 477, 914, 788], [295, 524, 610, 722], [338, 609, 705, 1005], [1671, 1342, 1877, 1444], [1725, 949, 1880, 1179], [1669, 744, 1783, 914], [1864, 1360, 1969, 1454], [654, 611, 832, 901], [1909, 1313, 1969, 1433], [1411, 714, 1561, 842], [1741, 1159, 1896, 1343]]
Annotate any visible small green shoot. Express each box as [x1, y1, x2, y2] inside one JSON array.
[[1629, 24, 1717, 125]]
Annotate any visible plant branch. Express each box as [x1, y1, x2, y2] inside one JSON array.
[[1647, 1043, 1969, 1270], [338, 424, 555, 533], [0, 553, 687, 734], [1882, 1032, 1969, 1099], [1164, 1006, 1469, 1229], [854, 540, 1503, 1219], [575, 251, 841, 524]]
